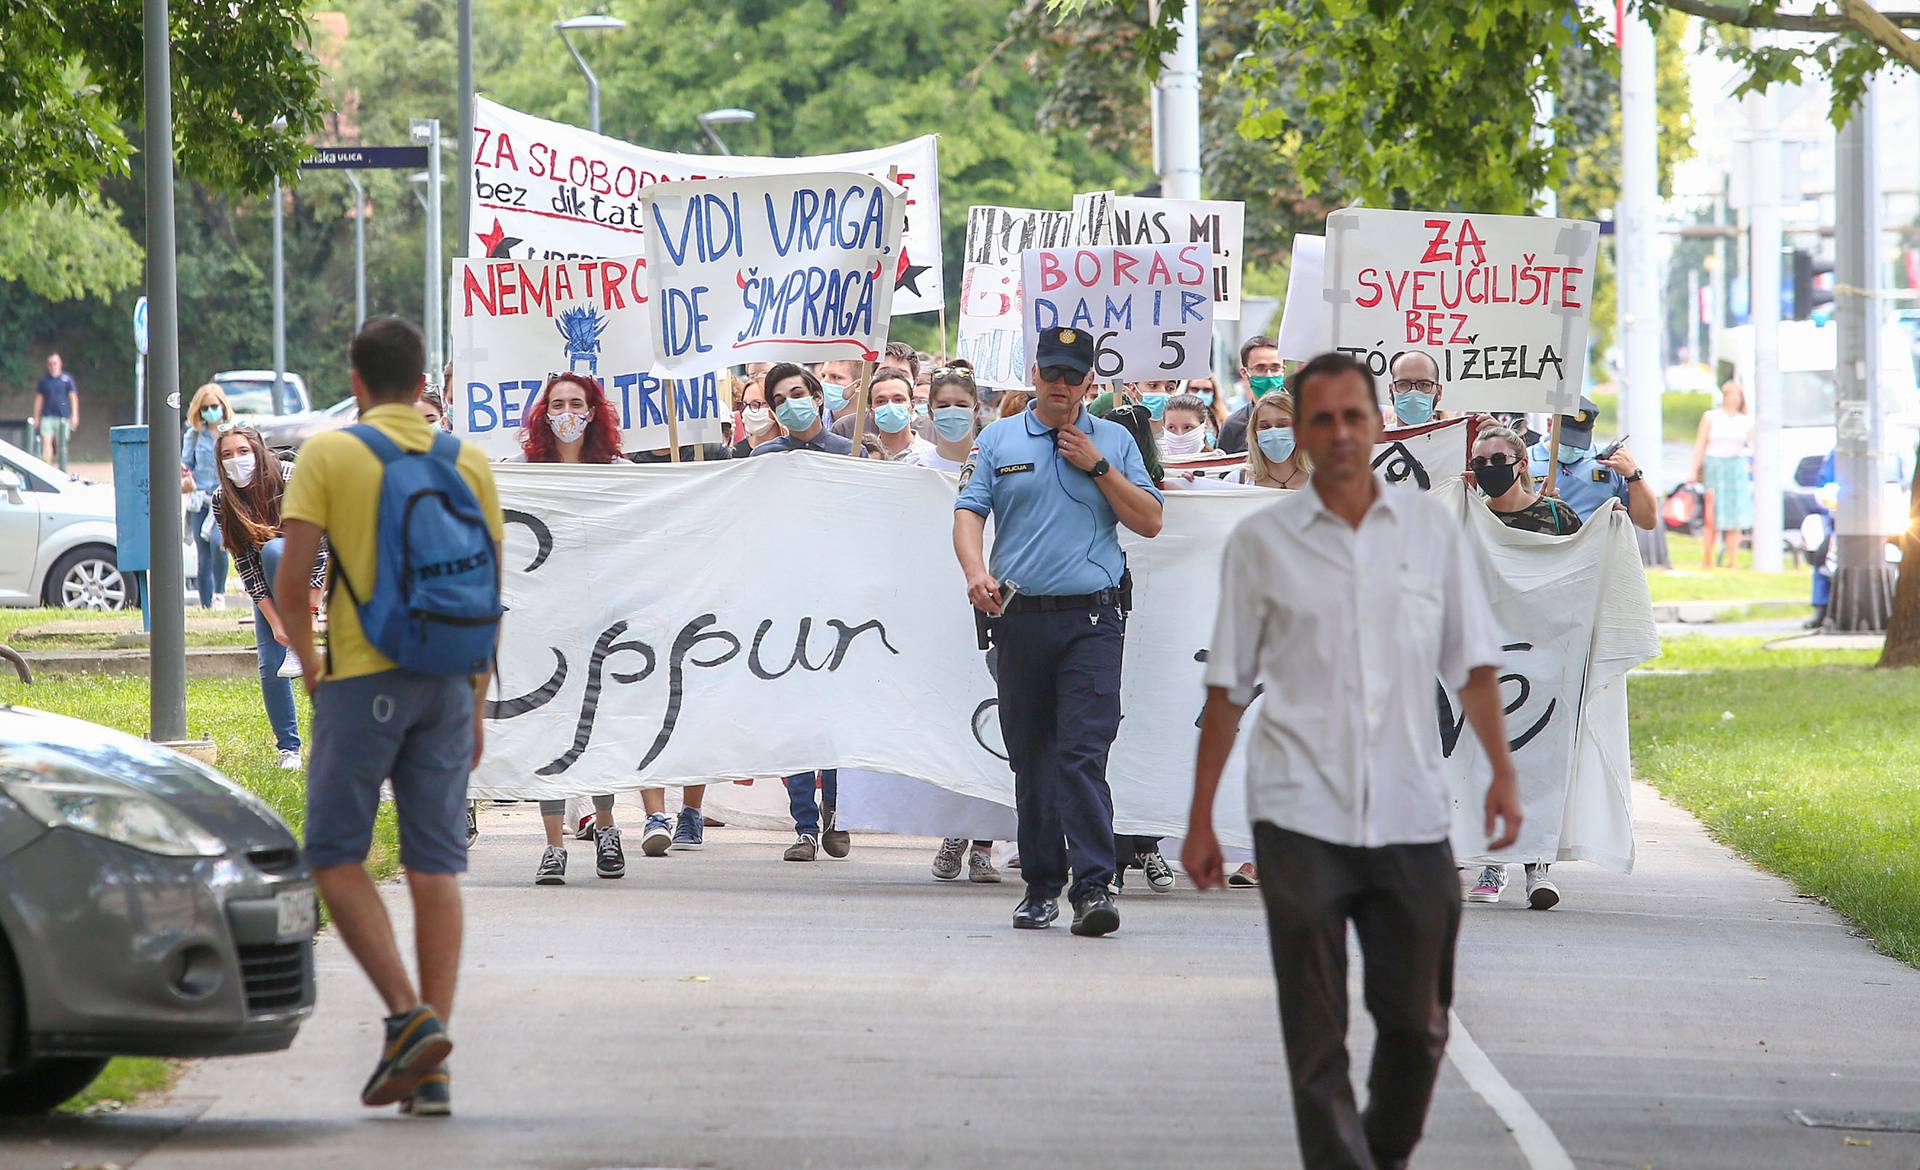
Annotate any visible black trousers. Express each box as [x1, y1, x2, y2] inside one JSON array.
[[992, 604, 1123, 903], [1253, 822, 1461, 1170]]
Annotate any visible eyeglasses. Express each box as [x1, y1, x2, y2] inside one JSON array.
[[1038, 366, 1090, 386], [1390, 379, 1439, 395], [1469, 454, 1520, 471], [1245, 363, 1284, 376]]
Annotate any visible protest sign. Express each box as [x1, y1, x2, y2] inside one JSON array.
[[1168, 416, 1470, 488], [1274, 234, 1328, 361], [478, 455, 1653, 868], [469, 97, 943, 316], [1109, 197, 1245, 320], [639, 172, 905, 378], [955, 205, 1075, 388], [1019, 244, 1214, 381], [449, 254, 723, 459], [1323, 208, 1600, 413]]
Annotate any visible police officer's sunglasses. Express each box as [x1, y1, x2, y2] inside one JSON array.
[[1038, 366, 1090, 386]]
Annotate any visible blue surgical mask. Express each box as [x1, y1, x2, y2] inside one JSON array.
[[1193, 390, 1215, 406], [1557, 441, 1589, 465], [1392, 391, 1436, 425], [775, 395, 819, 432], [822, 382, 850, 413], [1256, 427, 1296, 463], [932, 405, 975, 442], [1142, 393, 1168, 420], [873, 402, 912, 434], [200, 405, 223, 424]]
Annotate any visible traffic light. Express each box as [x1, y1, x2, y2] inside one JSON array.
[[1792, 248, 1834, 320]]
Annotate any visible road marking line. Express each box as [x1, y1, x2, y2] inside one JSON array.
[[1447, 1009, 1576, 1170]]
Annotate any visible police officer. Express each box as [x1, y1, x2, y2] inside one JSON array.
[[953, 326, 1165, 937], [1529, 396, 1659, 529]]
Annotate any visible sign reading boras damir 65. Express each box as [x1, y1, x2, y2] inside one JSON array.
[[1322, 208, 1600, 414]]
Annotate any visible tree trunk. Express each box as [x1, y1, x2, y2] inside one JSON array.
[[1876, 441, 1920, 667]]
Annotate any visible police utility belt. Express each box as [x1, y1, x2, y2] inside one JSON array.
[[1001, 588, 1124, 614]]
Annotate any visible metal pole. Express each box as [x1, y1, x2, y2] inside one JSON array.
[[557, 29, 600, 135], [1746, 76, 1786, 573], [345, 170, 367, 329], [272, 176, 286, 416], [1154, 1, 1202, 200], [1709, 191, 1728, 374], [1829, 82, 1893, 629], [428, 119, 444, 375], [1687, 269, 1701, 366], [413, 184, 432, 368], [1619, 11, 1668, 565], [457, 0, 473, 256], [142, 0, 188, 743]]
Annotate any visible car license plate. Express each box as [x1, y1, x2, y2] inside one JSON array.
[[276, 886, 317, 938]]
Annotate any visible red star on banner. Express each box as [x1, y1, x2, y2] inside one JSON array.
[[477, 218, 521, 258]]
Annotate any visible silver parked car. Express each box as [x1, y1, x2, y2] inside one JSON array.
[[0, 702, 317, 1112], [0, 438, 128, 610], [251, 396, 358, 452]]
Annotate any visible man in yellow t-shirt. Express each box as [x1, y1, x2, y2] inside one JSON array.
[[276, 316, 502, 1116]]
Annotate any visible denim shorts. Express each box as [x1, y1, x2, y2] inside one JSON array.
[[306, 670, 475, 874]]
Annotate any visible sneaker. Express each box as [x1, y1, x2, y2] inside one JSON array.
[[1467, 864, 1508, 904], [932, 837, 967, 881], [1524, 863, 1560, 910], [784, 833, 819, 862], [399, 1064, 451, 1117], [277, 748, 302, 770], [276, 645, 303, 679], [1141, 850, 1176, 893], [212, 592, 228, 611], [1107, 872, 1123, 898], [572, 805, 596, 840], [594, 825, 626, 878], [967, 847, 1002, 884], [821, 806, 850, 858], [535, 845, 567, 885], [360, 1005, 453, 1107], [465, 802, 479, 848], [641, 813, 672, 857], [671, 806, 704, 850], [1227, 862, 1258, 888]]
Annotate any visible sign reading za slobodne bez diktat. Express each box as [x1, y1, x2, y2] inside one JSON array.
[[1019, 243, 1215, 382], [640, 172, 906, 378], [468, 97, 943, 317], [449, 253, 723, 460], [1323, 208, 1600, 413]]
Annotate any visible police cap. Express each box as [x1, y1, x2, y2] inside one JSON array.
[[1035, 326, 1096, 377], [1558, 395, 1600, 444]]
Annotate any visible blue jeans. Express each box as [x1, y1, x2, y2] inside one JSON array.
[[252, 538, 299, 752], [190, 504, 229, 607], [783, 769, 838, 836]]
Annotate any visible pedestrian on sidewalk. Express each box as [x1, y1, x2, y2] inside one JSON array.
[[1690, 378, 1754, 569], [212, 425, 329, 771], [31, 353, 79, 470], [954, 326, 1164, 937], [1183, 351, 1523, 1170], [276, 315, 505, 1116], [507, 372, 634, 883], [181, 383, 234, 609]]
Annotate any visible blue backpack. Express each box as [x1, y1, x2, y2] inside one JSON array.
[[331, 424, 502, 676]]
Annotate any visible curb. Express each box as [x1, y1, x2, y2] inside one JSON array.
[[23, 646, 262, 679]]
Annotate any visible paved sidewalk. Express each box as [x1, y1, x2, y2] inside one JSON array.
[[11, 784, 1920, 1169]]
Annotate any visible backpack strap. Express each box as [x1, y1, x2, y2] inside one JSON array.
[[346, 423, 406, 465], [428, 429, 462, 464]]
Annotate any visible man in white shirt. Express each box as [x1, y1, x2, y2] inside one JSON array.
[[1183, 351, 1523, 1170]]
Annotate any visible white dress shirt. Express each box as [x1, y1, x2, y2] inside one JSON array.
[[1204, 476, 1503, 847]]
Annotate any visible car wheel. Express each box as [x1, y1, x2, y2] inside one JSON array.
[[45, 545, 129, 611], [0, 931, 109, 1113]]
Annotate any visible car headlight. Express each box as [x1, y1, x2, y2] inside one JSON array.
[[0, 752, 225, 857]]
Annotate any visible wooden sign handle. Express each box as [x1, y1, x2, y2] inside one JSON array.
[[665, 376, 683, 463]]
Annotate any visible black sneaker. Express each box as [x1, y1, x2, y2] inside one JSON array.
[[534, 845, 567, 885], [595, 825, 626, 878], [1071, 891, 1121, 937]]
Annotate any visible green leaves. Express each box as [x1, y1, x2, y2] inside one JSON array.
[[0, 195, 143, 301]]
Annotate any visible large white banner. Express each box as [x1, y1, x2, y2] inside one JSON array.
[[1274, 234, 1327, 361], [955, 206, 1075, 388], [1323, 208, 1600, 413], [469, 97, 943, 316], [477, 457, 1654, 866], [449, 255, 723, 459], [1020, 244, 1214, 382], [640, 172, 905, 377], [1172, 417, 1471, 491]]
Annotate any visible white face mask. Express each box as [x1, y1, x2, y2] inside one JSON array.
[[1159, 427, 1205, 457], [548, 411, 589, 444], [221, 452, 257, 487], [741, 404, 776, 434]]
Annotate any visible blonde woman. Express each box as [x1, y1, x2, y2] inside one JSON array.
[[1690, 380, 1755, 569], [1469, 423, 1581, 536], [1225, 392, 1311, 489], [179, 383, 234, 608]]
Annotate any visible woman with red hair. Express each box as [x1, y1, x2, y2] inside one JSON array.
[[510, 373, 635, 885]]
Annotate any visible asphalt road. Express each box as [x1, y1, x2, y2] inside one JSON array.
[[11, 783, 1920, 1170]]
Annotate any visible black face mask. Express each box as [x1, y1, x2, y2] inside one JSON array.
[[1475, 460, 1519, 498]]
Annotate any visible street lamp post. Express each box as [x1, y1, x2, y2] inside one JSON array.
[[554, 14, 627, 134], [269, 116, 288, 418], [697, 108, 756, 155], [345, 169, 367, 330]]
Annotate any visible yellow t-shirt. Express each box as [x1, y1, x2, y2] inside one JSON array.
[[282, 402, 505, 681]]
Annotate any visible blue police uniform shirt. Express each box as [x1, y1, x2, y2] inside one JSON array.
[[1528, 440, 1630, 522], [955, 404, 1162, 596]]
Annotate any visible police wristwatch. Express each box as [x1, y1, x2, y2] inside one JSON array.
[[1625, 469, 1644, 483], [1089, 458, 1110, 479]]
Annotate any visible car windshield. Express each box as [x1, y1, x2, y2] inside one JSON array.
[[1780, 370, 1833, 429], [218, 380, 302, 415]]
